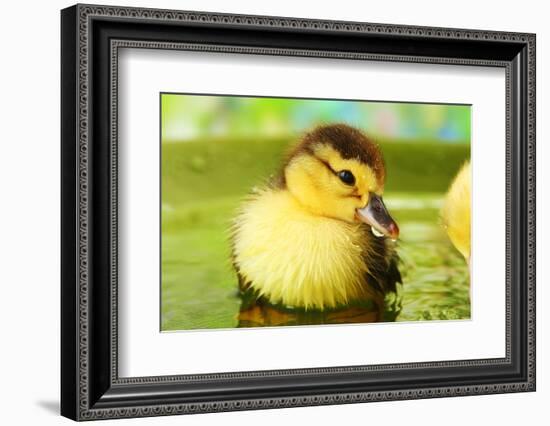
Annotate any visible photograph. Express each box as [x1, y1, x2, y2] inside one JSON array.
[[59, 4, 536, 420], [160, 93, 471, 331]]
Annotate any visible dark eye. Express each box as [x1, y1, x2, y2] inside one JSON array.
[[337, 170, 355, 186]]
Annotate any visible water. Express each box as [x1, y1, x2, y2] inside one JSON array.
[[161, 192, 470, 331]]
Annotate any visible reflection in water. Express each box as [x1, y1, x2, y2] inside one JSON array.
[[238, 302, 380, 327], [236, 290, 402, 327]]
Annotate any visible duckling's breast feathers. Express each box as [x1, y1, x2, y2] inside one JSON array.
[[230, 189, 400, 310]]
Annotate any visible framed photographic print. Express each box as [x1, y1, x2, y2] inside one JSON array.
[[61, 4, 536, 421]]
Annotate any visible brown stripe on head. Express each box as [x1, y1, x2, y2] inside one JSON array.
[[284, 124, 386, 184]]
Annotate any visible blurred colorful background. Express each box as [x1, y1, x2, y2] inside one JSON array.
[[161, 94, 471, 331], [162, 94, 470, 144]]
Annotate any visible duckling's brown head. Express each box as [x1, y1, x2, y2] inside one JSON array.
[[282, 124, 399, 239]]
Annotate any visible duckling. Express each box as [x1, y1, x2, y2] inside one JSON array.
[[441, 161, 471, 263], [230, 124, 401, 312]]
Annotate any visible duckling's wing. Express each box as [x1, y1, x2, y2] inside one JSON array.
[[384, 253, 402, 294], [363, 237, 402, 296]]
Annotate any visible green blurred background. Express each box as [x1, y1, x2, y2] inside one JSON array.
[[161, 94, 471, 331]]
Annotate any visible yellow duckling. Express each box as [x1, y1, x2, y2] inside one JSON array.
[[230, 124, 401, 312], [442, 161, 471, 262]]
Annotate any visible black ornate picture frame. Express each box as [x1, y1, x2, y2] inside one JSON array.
[[61, 3, 536, 421]]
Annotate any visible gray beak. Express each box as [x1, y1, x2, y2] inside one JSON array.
[[356, 193, 399, 240]]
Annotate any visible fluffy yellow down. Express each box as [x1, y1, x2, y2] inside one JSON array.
[[442, 162, 471, 261], [232, 190, 373, 310]]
